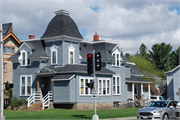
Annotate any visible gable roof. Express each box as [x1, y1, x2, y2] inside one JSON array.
[[165, 65, 180, 74], [41, 14, 83, 39], [8, 40, 48, 60], [2, 23, 12, 35]]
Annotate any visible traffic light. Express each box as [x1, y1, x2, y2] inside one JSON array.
[[86, 82, 94, 89], [5, 82, 13, 90], [87, 53, 93, 75], [95, 52, 101, 71]]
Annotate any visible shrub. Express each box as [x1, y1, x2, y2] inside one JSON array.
[[11, 96, 27, 109]]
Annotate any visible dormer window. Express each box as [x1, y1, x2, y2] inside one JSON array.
[[50, 45, 58, 65], [68, 45, 75, 64], [112, 48, 121, 67], [21, 51, 31, 66]]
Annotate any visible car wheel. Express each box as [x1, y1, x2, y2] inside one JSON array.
[[163, 114, 169, 120]]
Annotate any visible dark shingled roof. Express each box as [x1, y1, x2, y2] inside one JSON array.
[[8, 40, 48, 60], [131, 65, 144, 76], [126, 76, 151, 83], [80, 41, 117, 60], [121, 55, 130, 62], [45, 64, 115, 75], [2, 23, 12, 35], [41, 14, 83, 39]]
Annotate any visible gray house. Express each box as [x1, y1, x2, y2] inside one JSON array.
[[9, 10, 151, 110], [165, 65, 180, 101]]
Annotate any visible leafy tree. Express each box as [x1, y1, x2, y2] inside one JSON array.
[[125, 53, 131, 59], [168, 46, 179, 69], [148, 42, 172, 71], [139, 43, 148, 58]]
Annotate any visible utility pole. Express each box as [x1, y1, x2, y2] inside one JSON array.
[[0, 23, 5, 120], [179, 46, 180, 65]]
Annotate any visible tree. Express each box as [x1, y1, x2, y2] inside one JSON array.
[[168, 47, 179, 69], [139, 43, 148, 58], [148, 42, 172, 71], [125, 53, 131, 59]]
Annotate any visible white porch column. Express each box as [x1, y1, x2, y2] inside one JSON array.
[[148, 83, 150, 99], [132, 83, 134, 100], [141, 83, 143, 96]]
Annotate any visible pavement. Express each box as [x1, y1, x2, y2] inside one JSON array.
[[102, 116, 137, 120]]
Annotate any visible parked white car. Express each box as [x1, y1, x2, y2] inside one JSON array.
[[150, 96, 165, 102]]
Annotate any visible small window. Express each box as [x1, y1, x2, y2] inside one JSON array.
[[112, 52, 121, 67], [113, 76, 121, 95], [3, 46, 15, 54], [80, 78, 93, 95], [52, 51, 57, 64], [50, 45, 58, 65], [98, 79, 111, 95], [70, 51, 73, 64], [3, 63, 7, 72]]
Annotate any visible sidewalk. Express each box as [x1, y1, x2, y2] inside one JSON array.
[[102, 116, 137, 120]]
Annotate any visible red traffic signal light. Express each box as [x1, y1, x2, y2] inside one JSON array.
[[87, 54, 92, 58]]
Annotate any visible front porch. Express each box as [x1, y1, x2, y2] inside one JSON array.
[[126, 77, 152, 100]]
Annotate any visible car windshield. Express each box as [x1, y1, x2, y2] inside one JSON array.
[[146, 101, 168, 107]]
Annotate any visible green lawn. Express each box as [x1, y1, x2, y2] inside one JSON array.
[[4, 108, 139, 119]]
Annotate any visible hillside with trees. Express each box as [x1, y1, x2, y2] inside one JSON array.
[[125, 43, 179, 85]]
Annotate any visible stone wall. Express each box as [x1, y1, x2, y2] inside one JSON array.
[[73, 102, 113, 110]]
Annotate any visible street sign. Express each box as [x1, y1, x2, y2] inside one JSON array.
[[92, 89, 98, 98]]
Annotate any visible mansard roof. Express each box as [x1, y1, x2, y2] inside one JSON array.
[[41, 11, 83, 39], [8, 40, 48, 60], [80, 41, 117, 60], [37, 64, 115, 75]]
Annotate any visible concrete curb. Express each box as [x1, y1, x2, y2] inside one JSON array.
[[102, 116, 137, 120]]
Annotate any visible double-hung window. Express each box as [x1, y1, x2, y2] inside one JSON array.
[[68, 45, 75, 64], [112, 53, 121, 66], [20, 75, 32, 96], [50, 45, 58, 65], [98, 79, 110, 95], [80, 77, 93, 95], [21, 51, 31, 66], [113, 76, 121, 95]]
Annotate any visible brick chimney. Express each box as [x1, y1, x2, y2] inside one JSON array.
[[93, 33, 99, 41], [29, 35, 35, 39]]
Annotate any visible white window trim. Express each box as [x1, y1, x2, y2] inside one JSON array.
[[113, 75, 121, 95], [68, 45, 76, 64], [112, 48, 121, 67], [21, 51, 31, 66], [20, 75, 32, 96], [50, 45, 58, 65], [79, 77, 94, 96], [98, 78, 111, 96]]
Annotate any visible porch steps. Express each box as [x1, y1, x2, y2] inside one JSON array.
[[26, 102, 42, 111]]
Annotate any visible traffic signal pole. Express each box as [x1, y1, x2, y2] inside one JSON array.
[[92, 50, 99, 120]]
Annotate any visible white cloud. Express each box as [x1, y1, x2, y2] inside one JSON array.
[[1, 0, 180, 55]]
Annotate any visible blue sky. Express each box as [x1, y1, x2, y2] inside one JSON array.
[[1, 0, 180, 55]]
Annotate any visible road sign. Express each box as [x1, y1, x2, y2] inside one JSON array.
[[92, 89, 98, 98]]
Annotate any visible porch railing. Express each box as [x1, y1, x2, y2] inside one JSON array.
[[27, 91, 42, 108], [42, 91, 53, 110]]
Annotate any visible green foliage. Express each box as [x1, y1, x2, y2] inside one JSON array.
[[11, 96, 27, 109], [125, 53, 131, 59], [4, 88, 12, 99], [129, 55, 166, 84], [139, 43, 148, 58], [148, 42, 172, 71], [168, 47, 179, 69]]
